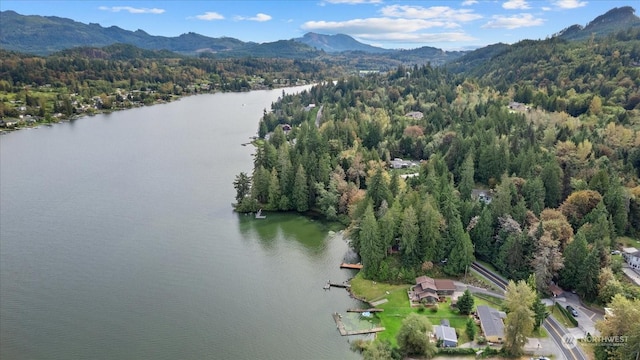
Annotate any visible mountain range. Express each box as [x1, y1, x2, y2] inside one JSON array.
[[1, 6, 638, 67]]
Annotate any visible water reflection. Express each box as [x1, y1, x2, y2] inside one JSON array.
[[237, 212, 333, 254]]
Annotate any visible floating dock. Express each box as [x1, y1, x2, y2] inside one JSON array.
[[340, 263, 363, 270], [347, 308, 383, 313], [331, 313, 385, 336]]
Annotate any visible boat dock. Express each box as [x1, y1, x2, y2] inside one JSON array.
[[331, 313, 385, 336], [324, 281, 351, 289], [340, 263, 363, 270], [346, 308, 383, 313]]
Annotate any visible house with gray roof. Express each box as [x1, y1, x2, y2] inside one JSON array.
[[434, 323, 458, 347], [476, 305, 506, 343]]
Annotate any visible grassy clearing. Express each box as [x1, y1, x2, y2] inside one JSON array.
[[617, 236, 640, 249], [349, 273, 408, 303], [473, 293, 504, 308]]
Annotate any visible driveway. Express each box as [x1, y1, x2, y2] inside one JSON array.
[[550, 293, 602, 338], [621, 265, 640, 286]]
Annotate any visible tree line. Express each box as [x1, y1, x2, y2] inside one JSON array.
[[234, 57, 640, 308]]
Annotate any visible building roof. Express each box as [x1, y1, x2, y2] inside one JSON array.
[[623, 247, 638, 254], [440, 319, 450, 326], [416, 276, 437, 289], [434, 325, 458, 343], [435, 279, 456, 292], [417, 290, 439, 301], [549, 283, 564, 297], [477, 305, 506, 339]]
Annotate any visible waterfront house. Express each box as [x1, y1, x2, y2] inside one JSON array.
[[477, 305, 506, 343], [411, 276, 457, 303]]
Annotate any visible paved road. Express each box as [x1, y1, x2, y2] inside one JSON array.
[[552, 293, 602, 338], [469, 262, 589, 360]]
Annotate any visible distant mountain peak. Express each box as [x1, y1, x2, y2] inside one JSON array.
[[556, 6, 640, 40], [294, 32, 390, 53]]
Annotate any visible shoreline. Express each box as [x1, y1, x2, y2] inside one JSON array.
[[1, 83, 315, 136]]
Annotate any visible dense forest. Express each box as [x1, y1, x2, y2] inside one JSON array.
[[233, 27, 640, 310]]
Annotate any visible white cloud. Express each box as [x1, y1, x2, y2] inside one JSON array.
[[194, 12, 224, 21], [552, 0, 587, 9], [462, 0, 478, 6], [542, 7, 552, 11], [235, 13, 272, 22], [98, 6, 164, 14], [502, 0, 530, 10], [380, 5, 483, 22], [482, 13, 544, 29], [302, 18, 450, 34], [304, 3, 482, 46], [357, 32, 476, 43]]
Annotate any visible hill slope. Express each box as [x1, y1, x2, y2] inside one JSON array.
[[557, 6, 640, 41], [0, 10, 246, 55], [294, 32, 390, 53]]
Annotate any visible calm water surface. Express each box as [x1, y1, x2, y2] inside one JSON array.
[[0, 88, 364, 360]]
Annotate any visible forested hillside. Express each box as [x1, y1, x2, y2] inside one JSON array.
[[234, 31, 640, 309], [0, 45, 341, 121]]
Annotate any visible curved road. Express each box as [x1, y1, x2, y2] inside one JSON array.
[[469, 262, 587, 360]]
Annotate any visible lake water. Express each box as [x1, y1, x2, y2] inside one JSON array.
[[0, 88, 366, 360]]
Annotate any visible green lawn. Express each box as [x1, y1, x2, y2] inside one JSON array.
[[351, 274, 481, 346], [618, 236, 640, 249]]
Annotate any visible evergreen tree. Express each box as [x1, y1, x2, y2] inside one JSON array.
[[292, 164, 309, 212], [541, 156, 563, 208], [252, 165, 271, 204], [389, 171, 400, 198], [459, 153, 475, 201], [457, 289, 475, 315], [559, 231, 588, 290], [400, 206, 421, 268], [465, 317, 477, 342], [444, 218, 475, 276], [576, 246, 601, 301], [258, 120, 269, 139], [604, 176, 628, 236], [367, 167, 393, 212], [233, 172, 251, 205], [522, 177, 545, 215], [267, 168, 281, 210], [360, 203, 384, 279], [470, 207, 494, 261], [418, 199, 442, 263]]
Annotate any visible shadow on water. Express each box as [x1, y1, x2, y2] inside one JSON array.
[[236, 211, 344, 255]]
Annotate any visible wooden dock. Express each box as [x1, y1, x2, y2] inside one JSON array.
[[332, 313, 385, 336], [346, 308, 384, 313], [326, 282, 351, 289], [340, 263, 363, 270]]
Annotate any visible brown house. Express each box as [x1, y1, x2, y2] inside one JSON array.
[[411, 276, 457, 302]]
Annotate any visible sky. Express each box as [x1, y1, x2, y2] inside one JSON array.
[[1, 0, 637, 50]]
